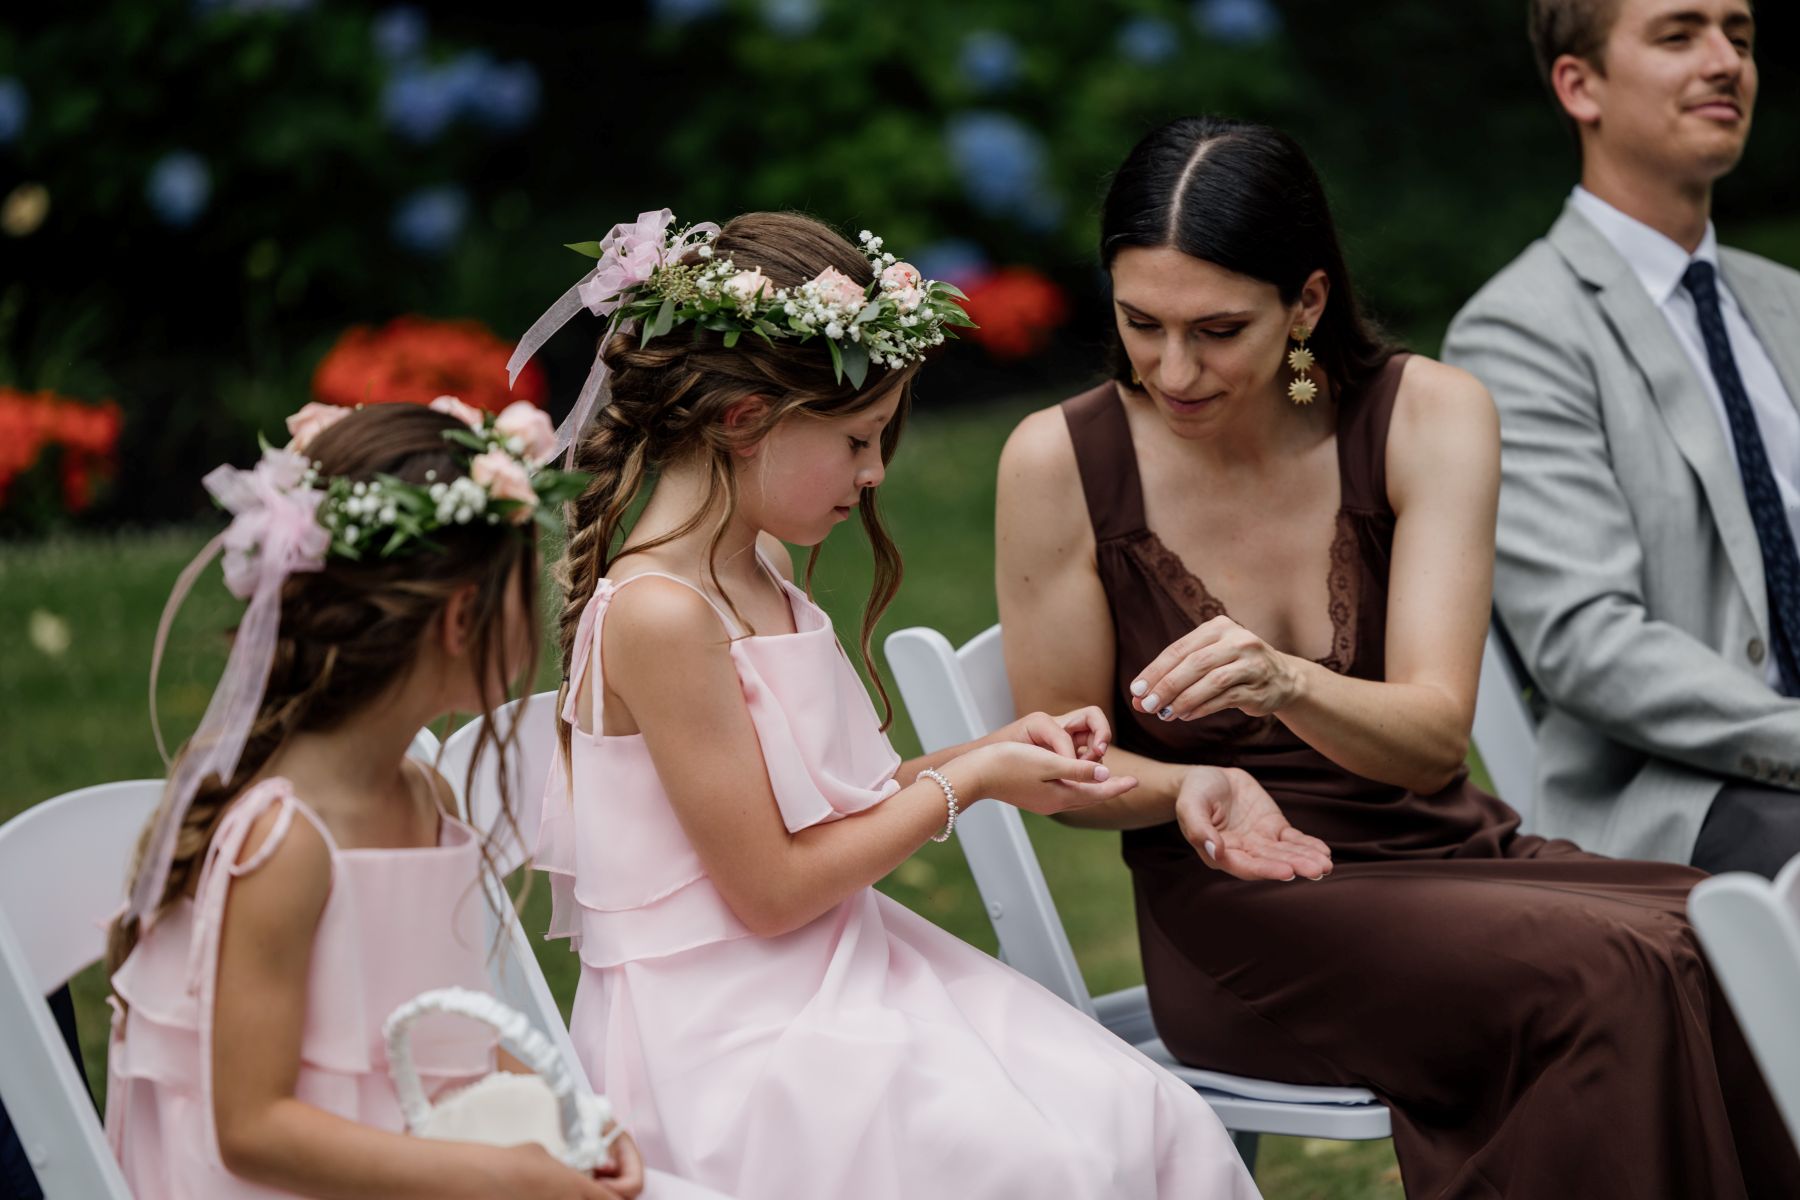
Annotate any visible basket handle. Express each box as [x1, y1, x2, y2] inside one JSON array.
[[383, 986, 617, 1166]]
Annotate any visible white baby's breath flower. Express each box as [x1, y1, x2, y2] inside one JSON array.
[[825, 321, 843, 339]]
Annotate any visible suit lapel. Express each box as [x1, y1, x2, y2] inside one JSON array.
[[1720, 252, 1800, 422], [1549, 205, 1768, 630]]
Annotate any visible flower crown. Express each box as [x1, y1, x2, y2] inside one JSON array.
[[283, 396, 586, 560], [564, 211, 975, 390]]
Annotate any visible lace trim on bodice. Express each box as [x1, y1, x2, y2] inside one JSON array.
[[1120, 510, 1360, 676]]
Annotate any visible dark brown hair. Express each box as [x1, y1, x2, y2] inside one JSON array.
[[1528, 0, 1621, 90], [109, 404, 540, 974], [556, 211, 916, 753], [1101, 116, 1398, 402]]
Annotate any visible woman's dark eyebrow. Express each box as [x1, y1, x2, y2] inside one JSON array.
[[1115, 299, 1254, 324]]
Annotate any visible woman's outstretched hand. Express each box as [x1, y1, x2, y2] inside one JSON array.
[[1130, 616, 1301, 722], [1175, 767, 1333, 882]]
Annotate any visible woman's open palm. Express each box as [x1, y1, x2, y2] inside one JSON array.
[[1174, 767, 1333, 882]]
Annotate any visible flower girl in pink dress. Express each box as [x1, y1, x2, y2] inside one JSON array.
[[521, 211, 1282, 1199], [104, 401, 653, 1199]]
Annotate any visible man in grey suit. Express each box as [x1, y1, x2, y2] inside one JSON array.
[[1444, 0, 1800, 875]]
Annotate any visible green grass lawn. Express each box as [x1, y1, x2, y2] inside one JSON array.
[[0, 396, 1404, 1197]]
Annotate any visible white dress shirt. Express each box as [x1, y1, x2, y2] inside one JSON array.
[[1573, 186, 1800, 687]]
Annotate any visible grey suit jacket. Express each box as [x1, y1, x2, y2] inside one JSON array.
[[1443, 200, 1800, 864]]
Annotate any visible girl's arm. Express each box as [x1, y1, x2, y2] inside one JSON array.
[[210, 807, 620, 1200], [1128, 359, 1499, 795], [601, 579, 1127, 939]]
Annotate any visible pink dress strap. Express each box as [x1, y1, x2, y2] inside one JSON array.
[[186, 780, 330, 1163]]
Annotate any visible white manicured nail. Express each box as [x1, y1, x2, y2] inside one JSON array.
[[1093, 765, 1110, 782], [1141, 693, 1159, 711], [1203, 840, 1217, 859], [1130, 680, 1148, 697]]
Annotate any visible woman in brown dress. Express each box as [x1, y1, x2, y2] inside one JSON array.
[[995, 115, 1800, 1199]]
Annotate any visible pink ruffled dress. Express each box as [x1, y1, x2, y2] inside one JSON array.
[[106, 778, 498, 1199], [537, 571, 1260, 1200]]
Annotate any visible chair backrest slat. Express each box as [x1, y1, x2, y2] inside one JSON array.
[[1690, 857, 1800, 1146], [885, 627, 1094, 1016]]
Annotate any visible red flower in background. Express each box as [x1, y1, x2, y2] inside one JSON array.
[[958, 268, 1069, 360], [0, 390, 124, 513], [312, 316, 547, 412]]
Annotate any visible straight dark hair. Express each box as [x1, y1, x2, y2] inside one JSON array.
[[1100, 115, 1397, 401]]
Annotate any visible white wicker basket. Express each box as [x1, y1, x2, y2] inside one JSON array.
[[384, 986, 618, 1171]]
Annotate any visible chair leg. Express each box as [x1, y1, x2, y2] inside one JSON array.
[[1232, 1130, 1260, 1175]]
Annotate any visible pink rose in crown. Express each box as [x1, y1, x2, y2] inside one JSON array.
[[723, 268, 770, 305], [471, 450, 537, 523], [429, 395, 487, 431], [494, 401, 557, 466], [880, 262, 922, 292], [284, 402, 352, 453], [580, 208, 675, 314], [808, 266, 868, 312], [892, 287, 926, 313]]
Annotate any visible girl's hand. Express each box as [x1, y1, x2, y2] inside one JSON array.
[[1131, 616, 1302, 722], [595, 1128, 645, 1199], [995, 707, 1114, 761], [959, 742, 1137, 816], [1175, 767, 1333, 882], [486, 1143, 621, 1198]]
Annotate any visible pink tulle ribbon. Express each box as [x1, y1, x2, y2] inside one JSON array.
[[505, 210, 720, 465], [129, 447, 330, 928]]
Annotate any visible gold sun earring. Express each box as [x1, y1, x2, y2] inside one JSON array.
[[1286, 323, 1318, 405], [1130, 366, 1142, 387]]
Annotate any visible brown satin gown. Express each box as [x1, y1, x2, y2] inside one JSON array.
[[1060, 354, 1800, 1199]]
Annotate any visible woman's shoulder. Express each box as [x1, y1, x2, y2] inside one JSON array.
[[1383, 354, 1499, 507], [1387, 354, 1497, 443]]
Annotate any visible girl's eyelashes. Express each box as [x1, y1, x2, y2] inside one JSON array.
[[849, 437, 871, 452], [1124, 318, 1157, 332]]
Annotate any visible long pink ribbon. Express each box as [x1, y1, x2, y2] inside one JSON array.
[[130, 450, 328, 927]]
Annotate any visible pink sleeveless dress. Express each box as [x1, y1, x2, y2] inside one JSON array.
[[536, 571, 1260, 1200], [106, 778, 497, 1199]]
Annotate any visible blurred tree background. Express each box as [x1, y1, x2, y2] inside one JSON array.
[[3, 0, 1793, 534]]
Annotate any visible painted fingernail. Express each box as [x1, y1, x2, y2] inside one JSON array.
[[1157, 706, 1173, 721], [1310, 874, 1326, 882], [1203, 840, 1217, 859], [1130, 680, 1148, 697], [1141, 693, 1159, 711], [1093, 765, 1110, 782]]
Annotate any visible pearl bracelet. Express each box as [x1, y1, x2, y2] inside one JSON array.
[[920, 768, 960, 843]]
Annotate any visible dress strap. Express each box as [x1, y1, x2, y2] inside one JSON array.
[[183, 778, 334, 1164], [562, 572, 749, 731], [1060, 383, 1148, 543], [1337, 352, 1410, 513]]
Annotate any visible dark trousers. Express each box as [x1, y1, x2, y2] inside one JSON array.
[[0, 984, 83, 1200], [1691, 783, 1800, 879]]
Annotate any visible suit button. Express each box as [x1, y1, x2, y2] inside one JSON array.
[[1748, 638, 1766, 664]]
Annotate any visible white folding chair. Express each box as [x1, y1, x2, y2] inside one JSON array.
[[0, 780, 152, 1198], [1473, 617, 1538, 827], [885, 624, 1392, 1163], [430, 692, 580, 1086], [1689, 854, 1800, 1149]]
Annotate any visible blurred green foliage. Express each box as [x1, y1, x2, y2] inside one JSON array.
[[1, 0, 1795, 533]]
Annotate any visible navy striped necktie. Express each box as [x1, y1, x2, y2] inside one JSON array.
[[1683, 259, 1800, 695]]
